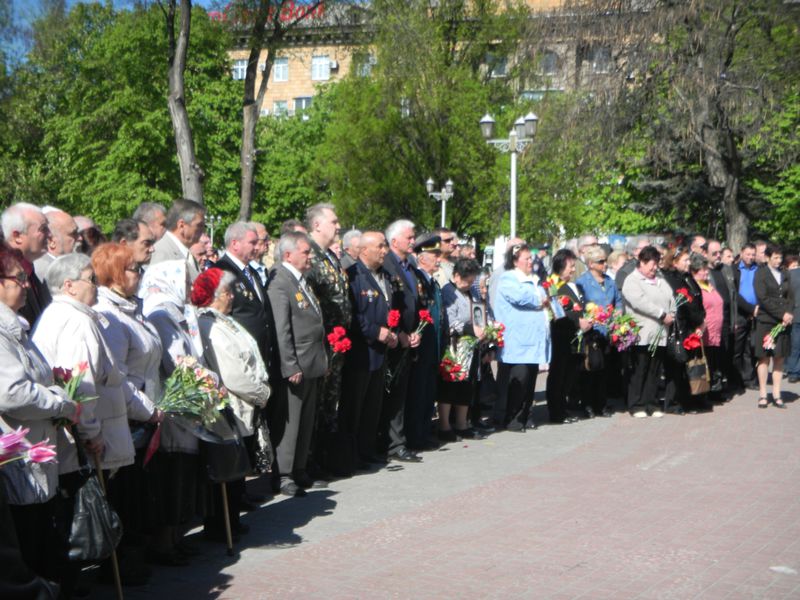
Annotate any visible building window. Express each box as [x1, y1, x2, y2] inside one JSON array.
[[311, 55, 330, 81], [356, 53, 376, 77], [590, 46, 612, 74], [294, 97, 312, 112], [541, 50, 559, 76], [232, 59, 247, 80], [273, 100, 288, 116], [487, 53, 507, 78], [273, 57, 288, 82]]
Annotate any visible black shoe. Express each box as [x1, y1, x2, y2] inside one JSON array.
[[437, 429, 459, 442], [293, 471, 315, 489], [601, 407, 614, 417], [389, 448, 422, 463], [280, 482, 307, 497], [584, 407, 595, 419], [455, 428, 486, 440], [472, 420, 496, 434], [564, 415, 580, 424], [667, 406, 685, 415], [788, 376, 799, 384], [506, 420, 526, 432]]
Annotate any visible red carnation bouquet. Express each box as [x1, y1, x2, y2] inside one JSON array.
[[327, 326, 352, 354], [413, 309, 434, 336], [439, 351, 468, 382], [483, 321, 505, 348], [387, 309, 401, 329]]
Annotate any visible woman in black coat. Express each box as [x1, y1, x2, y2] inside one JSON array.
[[545, 249, 592, 424], [753, 244, 795, 408], [662, 248, 706, 413]]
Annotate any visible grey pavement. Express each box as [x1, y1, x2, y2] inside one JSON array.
[[89, 379, 800, 599]]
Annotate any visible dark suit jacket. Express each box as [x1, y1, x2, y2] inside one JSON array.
[[19, 258, 51, 327], [346, 260, 397, 372], [267, 265, 328, 380], [382, 251, 419, 334], [754, 266, 794, 328], [214, 254, 278, 373], [415, 269, 448, 365], [552, 282, 585, 354], [664, 269, 705, 337]]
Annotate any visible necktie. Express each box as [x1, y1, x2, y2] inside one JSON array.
[[401, 260, 416, 293], [243, 266, 255, 288]]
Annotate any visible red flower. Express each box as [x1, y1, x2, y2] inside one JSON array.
[[53, 367, 72, 384], [676, 288, 693, 303], [333, 338, 352, 353], [573, 303, 582, 312], [559, 296, 571, 308], [542, 280, 552, 289], [387, 310, 401, 328], [418, 309, 433, 324], [682, 333, 702, 351], [611, 334, 620, 343]]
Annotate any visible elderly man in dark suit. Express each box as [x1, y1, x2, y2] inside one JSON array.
[[341, 231, 399, 468], [268, 232, 328, 496], [150, 198, 205, 282], [380, 220, 422, 463]]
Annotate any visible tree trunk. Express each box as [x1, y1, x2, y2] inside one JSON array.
[[239, 102, 260, 220], [166, 0, 204, 204], [723, 175, 747, 252]]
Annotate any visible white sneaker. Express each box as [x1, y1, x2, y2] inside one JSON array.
[[632, 411, 648, 418], [651, 410, 664, 418]]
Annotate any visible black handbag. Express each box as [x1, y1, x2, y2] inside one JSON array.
[[200, 409, 251, 484], [67, 436, 123, 562], [666, 322, 689, 364], [582, 330, 605, 372]]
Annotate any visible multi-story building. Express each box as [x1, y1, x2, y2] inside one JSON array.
[[213, 0, 621, 116]]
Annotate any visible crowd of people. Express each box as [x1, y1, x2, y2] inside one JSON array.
[[1, 199, 798, 598]]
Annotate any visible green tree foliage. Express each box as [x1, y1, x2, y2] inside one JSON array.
[[0, 3, 241, 229]]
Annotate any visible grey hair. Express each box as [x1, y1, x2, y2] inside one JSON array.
[[45, 253, 92, 295], [578, 234, 597, 249], [1, 203, 42, 239], [689, 252, 709, 273], [224, 221, 257, 247], [276, 231, 309, 260], [342, 229, 362, 250], [626, 236, 650, 254], [133, 202, 166, 224], [164, 198, 204, 231], [385, 219, 415, 244], [215, 271, 237, 298], [305, 202, 336, 230], [583, 244, 607, 265]]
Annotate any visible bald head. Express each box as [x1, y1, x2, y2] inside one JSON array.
[[359, 231, 389, 270], [46, 210, 80, 257]]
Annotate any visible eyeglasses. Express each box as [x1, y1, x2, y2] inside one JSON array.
[[1, 272, 29, 286], [76, 274, 97, 286], [595, 259, 607, 264], [441, 237, 455, 243]]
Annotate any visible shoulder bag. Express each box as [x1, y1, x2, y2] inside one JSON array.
[[686, 343, 711, 396]]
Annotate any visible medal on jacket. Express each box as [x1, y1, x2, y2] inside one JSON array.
[[295, 291, 307, 309]]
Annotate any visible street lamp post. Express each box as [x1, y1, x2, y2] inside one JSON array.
[[207, 215, 222, 247], [425, 178, 454, 228], [480, 112, 539, 239]]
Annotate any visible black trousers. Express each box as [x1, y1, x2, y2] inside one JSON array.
[[340, 363, 386, 460], [405, 360, 437, 449], [378, 350, 411, 455], [579, 367, 607, 413], [664, 355, 690, 411], [498, 363, 539, 427], [627, 346, 664, 413], [733, 317, 756, 385], [546, 348, 581, 423]]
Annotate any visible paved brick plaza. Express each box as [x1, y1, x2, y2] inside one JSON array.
[[100, 383, 800, 599]]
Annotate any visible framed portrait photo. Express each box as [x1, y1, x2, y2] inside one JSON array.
[[472, 303, 486, 329]]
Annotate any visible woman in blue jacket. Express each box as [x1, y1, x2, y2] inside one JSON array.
[[492, 243, 551, 431]]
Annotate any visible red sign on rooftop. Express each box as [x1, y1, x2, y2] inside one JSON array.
[[208, 1, 326, 25]]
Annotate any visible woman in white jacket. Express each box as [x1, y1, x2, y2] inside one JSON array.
[[192, 268, 270, 542], [92, 243, 162, 583], [0, 244, 78, 585]]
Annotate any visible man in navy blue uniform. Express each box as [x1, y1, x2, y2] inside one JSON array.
[[407, 233, 448, 451], [340, 231, 400, 467], [379, 220, 423, 463]]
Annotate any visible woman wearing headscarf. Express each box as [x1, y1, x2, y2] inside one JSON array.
[[0, 243, 78, 588], [192, 268, 271, 542], [140, 259, 205, 565]]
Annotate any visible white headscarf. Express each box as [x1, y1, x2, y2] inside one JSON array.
[[140, 260, 202, 356]]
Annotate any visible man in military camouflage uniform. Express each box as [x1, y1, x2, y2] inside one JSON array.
[[304, 203, 351, 474]]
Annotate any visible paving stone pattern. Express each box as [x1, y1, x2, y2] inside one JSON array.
[[96, 383, 800, 599]]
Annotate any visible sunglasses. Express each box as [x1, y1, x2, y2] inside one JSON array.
[[1, 272, 29, 285]]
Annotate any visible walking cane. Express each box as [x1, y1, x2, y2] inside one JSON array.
[[92, 454, 124, 600], [220, 482, 234, 556]]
